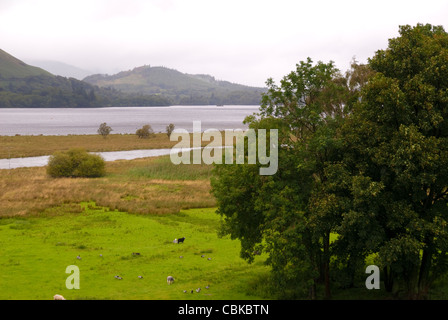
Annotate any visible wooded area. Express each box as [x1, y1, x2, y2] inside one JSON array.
[[211, 24, 448, 300]]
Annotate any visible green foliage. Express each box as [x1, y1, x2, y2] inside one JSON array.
[[212, 58, 366, 299], [0, 74, 171, 108], [215, 23, 448, 299], [47, 148, 106, 178], [166, 123, 175, 138], [212, 26, 448, 298], [97, 122, 112, 138], [339, 23, 448, 299], [135, 124, 155, 139]]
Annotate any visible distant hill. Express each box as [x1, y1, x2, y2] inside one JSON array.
[[0, 49, 170, 108], [83, 66, 266, 105], [24, 60, 93, 80], [0, 49, 52, 78]]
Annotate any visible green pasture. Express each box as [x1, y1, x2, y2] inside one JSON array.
[[0, 203, 270, 300]]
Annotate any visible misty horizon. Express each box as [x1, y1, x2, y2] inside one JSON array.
[[1, 0, 447, 87]]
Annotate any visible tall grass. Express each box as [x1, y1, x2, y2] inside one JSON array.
[[127, 156, 213, 180], [0, 155, 215, 217], [0, 132, 224, 159]]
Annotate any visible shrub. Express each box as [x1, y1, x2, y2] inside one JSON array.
[[136, 124, 155, 139], [166, 123, 175, 138], [47, 148, 106, 178], [97, 122, 112, 138]]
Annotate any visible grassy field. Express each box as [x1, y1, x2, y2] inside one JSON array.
[[0, 203, 271, 300], [0, 132, 221, 159], [0, 134, 272, 300], [3, 134, 448, 300]]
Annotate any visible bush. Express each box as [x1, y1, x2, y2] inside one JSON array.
[[136, 124, 155, 139], [166, 123, 175, 138], [97, 122, 112, 138], [47, 148, 106, 178]]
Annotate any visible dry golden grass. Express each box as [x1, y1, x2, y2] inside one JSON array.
[[0, 156, 216, 217], [0, 132, 222, 159]]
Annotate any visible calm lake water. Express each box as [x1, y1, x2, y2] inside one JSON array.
[[0, 105, 259, 136]]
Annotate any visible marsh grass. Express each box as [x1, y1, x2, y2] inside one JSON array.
[[0, 155, 215, 217], [127, 156, 213, 180], [0, 132, 223, 159]]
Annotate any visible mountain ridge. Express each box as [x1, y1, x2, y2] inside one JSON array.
[[83, 65, 266, 105], [0, 49, 170, 108], [0, 48, 264, 107]]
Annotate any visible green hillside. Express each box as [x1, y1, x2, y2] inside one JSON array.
[[84, 66, 265, 105], [0, 49, 52, 78], [0, 49, 170, 108]]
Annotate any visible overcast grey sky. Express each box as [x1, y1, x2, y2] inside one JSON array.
[[0, 0, 447, 87]]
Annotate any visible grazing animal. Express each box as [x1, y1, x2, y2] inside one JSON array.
[[76, 255, 81, 260], [114, 275, 123, 280], [53, 294, 66, 300], [205, 285, 210, 290], [207, 258, 212, 260], [179, 256, 183, 259], [173, 239, 178, 243], [177, 237, 185, 244], [196, 288, 201, 293], [138, 276, 143, 279], [201, 255, 205, 258], [167, 276, 175, 285], [132, 252, 141, 256]]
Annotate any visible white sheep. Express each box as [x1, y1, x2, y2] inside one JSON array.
[[53, 294, 66, 300], [167, 276, 175, 285]]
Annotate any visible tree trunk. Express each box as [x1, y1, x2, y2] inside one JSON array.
[[383, 266, 394, 292], [417, 247, 432, 299], [323, 232, 331, 299], [309, 282, 317, 300]]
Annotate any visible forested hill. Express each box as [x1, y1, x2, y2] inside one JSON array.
[[0, 49, 170, 108], [83, 66, 266, 105]]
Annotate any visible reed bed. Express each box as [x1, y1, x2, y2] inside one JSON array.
[[0, 155, 216, 217]]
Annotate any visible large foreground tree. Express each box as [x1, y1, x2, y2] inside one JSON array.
[[339, 23, 448, 299], [211, 58, 368, 298], [212, 24, 448, 300]]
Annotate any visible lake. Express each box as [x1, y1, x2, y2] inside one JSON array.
[[0, 105, 259, 136]]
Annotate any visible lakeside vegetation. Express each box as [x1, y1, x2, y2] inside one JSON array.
[[0, 154, 215, 217], [0, 132, 214, 159]]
